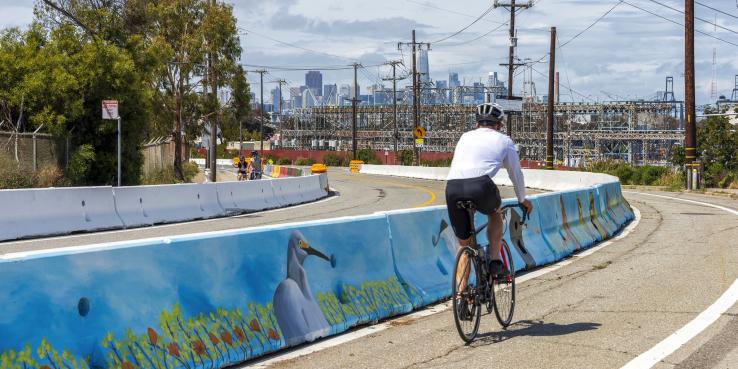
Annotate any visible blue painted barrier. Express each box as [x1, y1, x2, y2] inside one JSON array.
[[384, 207, 456, 308], [0, 181, 633, 369]]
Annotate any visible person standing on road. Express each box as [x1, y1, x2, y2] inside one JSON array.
[[250, 150, 262, 180], [445, 102, 534, 276], [237, 155, 248, 181]]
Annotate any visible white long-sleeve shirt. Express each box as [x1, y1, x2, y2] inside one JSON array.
[[447, 127, 527, 203]]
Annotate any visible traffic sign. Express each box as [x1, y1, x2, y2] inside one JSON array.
[[413, 126, 426, 139], [102, 100, 119, 120], [415, 138, 424, 147]]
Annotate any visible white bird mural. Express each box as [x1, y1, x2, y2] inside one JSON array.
[[273, 230, 332, 346], [432, 219, 461, 256]]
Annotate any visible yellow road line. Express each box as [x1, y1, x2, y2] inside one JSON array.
[[341, 174, 440, 208]]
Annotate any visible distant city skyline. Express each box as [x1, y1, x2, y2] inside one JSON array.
[[3, 0, 735, 104]]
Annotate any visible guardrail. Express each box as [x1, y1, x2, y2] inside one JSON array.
[[0, 174, 329, 242], [0, 169, 632, 369], [264, 164, 310, 178]]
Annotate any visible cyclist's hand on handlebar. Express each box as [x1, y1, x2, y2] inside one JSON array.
[[521, 199, 533, 216]]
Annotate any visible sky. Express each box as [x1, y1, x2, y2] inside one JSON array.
[[1, 0, 737, 104]]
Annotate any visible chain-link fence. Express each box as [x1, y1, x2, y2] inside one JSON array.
[[0, 131, 63, 171]]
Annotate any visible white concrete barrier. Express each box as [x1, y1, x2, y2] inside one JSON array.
[[0, 186, 122, 241], [114, 183, 225, 227], [215, 180, 281, 214], [190, 158, 234, 167], [359, 164, 618, 192], [271, 175, 326, 206]]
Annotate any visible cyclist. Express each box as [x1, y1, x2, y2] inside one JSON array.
[[446, 102, 533, 277], [249, 150, 262, 180], [237, 155, 248, 181]]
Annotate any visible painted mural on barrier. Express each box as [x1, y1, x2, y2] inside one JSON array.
[[0, 180, 634, 369], [0, 216, 412, 369]]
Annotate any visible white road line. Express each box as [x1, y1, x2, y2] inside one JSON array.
[[242, 206, 643, 368], [1, 193, 339, 249], [620, 192, 738, 369]]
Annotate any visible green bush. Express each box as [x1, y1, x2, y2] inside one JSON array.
[[277, 158, 291, 165], [295, 157, 316, 166], [67, 144, 96, 185], [654, 170, 684, 191], [141, 166, 179, 185], [356, 148, 381, 164], [398, 149, 414, 166], [182, 161, 200, 183], [323, 153, 348, 166], [421, 158, 452, 167], [0, 155, 35, 189]]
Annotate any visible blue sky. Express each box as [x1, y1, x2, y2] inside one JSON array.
[[2, 0, 737, 104]]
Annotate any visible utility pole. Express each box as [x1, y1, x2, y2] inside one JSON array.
[[546, 27, 556, 170], [382, 60, 405, 155], [252, 69, 267, 157], [398, 30, 430, 165], [273, 79, 287, 135], [495, 0, 532, 137], [352, 63, 361, 160], [208, 0, 218, 183], [685, 0, 697, 189]]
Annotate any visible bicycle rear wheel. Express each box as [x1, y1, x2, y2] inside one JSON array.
[[492, 241, 516, 328], [452, 246, 482, 343]]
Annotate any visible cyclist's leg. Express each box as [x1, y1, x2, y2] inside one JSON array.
[[487, 212, 503, 261]]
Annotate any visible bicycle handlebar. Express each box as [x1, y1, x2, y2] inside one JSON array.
[[500, 203, 530, 224]]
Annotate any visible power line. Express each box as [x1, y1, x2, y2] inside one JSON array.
[[696, 1, 738, 20], [622, 1, 738, 47], [430, 4, 496, 44], [559, 1, 624, 48], [241, 28, 352, 61], [404, 0, 506, 25], [644, 0, 738, 35], [240, 63, 384, 71]]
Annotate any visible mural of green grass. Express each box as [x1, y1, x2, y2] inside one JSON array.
[[0, 276, 411, 369]]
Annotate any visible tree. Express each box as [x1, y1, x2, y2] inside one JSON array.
[[220, 66, 251, 145]]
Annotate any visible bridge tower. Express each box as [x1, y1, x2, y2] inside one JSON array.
[[731, 75, 738, 101]]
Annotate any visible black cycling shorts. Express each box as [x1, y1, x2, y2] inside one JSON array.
[[445, 175, 501, 240]]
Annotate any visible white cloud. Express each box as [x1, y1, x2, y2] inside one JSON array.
[[1, 0, 737, 103]]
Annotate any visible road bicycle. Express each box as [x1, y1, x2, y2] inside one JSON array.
[[452, 202, 529, 343]]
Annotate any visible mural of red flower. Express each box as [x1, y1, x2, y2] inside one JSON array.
[[121, 362, 134, 369], [267, 328, 280, 340], [249, 319, 261, 332], [147, 327, 158, 346], [234, 326, 246, 342], [167, 342, 180, 358], [208, 332, 220, 345], [192, 340, 206, 356], [221, 330, 234, 346]]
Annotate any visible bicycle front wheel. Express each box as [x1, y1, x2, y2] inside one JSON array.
[[492, 241, 516, 328], [452, 246, 482, 343]]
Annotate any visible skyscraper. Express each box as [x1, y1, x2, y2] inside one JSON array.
[[271, 87, 282, 113], [449, 72, 460, 88], [305, 71, 323, 97], [323, 84, 337, 104], [419, 50, 430, 83]]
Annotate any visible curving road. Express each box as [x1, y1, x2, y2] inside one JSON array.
[[249, 189, 738, 369], [5, 172, 737, 369], [0, 168, 527, 255]]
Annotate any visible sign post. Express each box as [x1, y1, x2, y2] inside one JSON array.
[[102, 100, 121, 186]]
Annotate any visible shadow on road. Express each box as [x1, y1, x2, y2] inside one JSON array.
[[471, 319, 601, 346]]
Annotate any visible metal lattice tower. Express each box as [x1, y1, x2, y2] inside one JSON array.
[[280, 100, 684, 166], [732, 75, 738, 101]]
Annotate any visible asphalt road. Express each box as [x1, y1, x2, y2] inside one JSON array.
[[251, 189, 738, 369], [0, 168, 527, 254]]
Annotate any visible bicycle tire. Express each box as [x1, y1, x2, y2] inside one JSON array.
[[452, 246, 482, 343], [492, 241, 516, 328]]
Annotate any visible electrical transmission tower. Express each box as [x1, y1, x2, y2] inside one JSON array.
[[398, 30, 430, 164], [494, 0, 533, 136], [382, 60, 406, 154]]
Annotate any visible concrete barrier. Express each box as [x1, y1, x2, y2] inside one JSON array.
[[0, 186, 122, 241], [215, 180, 281, 214], [0, 214, 413, 368], [0, 168, 633, 369], [272, 175, 326, 206], [113, 183, 224, 227]]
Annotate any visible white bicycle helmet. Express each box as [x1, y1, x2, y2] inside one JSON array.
[[476, 102, 504, 125]]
